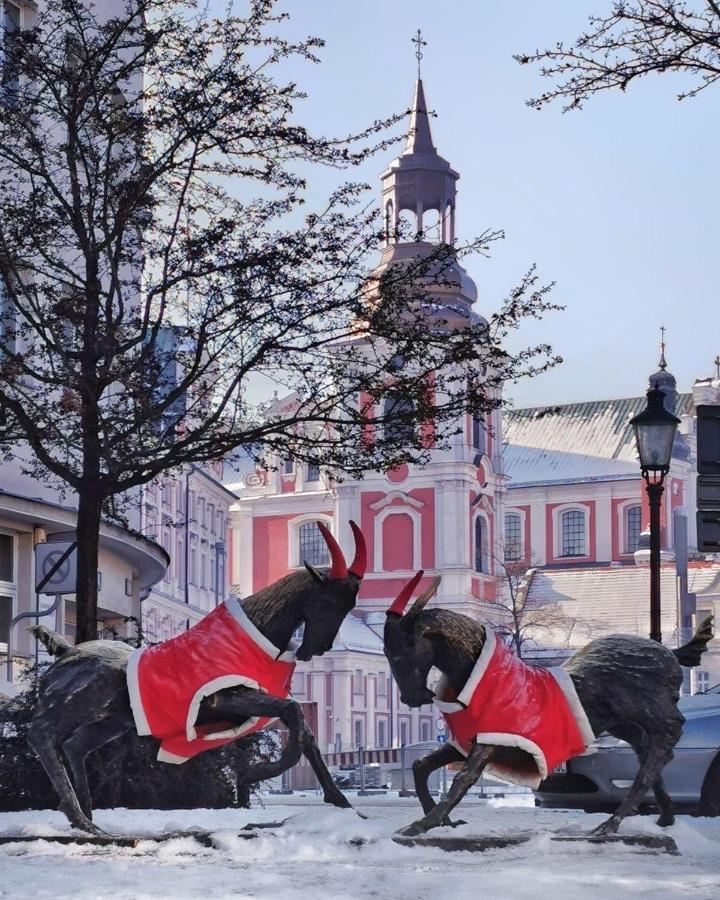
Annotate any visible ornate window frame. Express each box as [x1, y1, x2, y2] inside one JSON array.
[[616, 499, 643, 555], [503, 508, 525, 562], [553, 503, 590, 559], [373, 505, 422, 573], [288, 513, 334, 569], [472, 510, 492, 574]]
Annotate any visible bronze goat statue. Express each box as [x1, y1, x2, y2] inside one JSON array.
[[384, 572, 713, 837], [28, 522, 367, 835]]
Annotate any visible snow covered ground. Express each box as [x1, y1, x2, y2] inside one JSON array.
[[2, 794, 720, 899]]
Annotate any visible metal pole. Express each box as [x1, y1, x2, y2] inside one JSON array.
[[359, 745, 365, 794], [648, 479, 664, 643], [6, 596, 60, 682]]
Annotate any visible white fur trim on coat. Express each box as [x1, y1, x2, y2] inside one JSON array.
[[185, 674, 263, 741], [126, 649, 151, 736], [549, 667, 596, 748]]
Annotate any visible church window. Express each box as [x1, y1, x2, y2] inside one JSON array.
[[298, 521, 330, 567], [306, 463, 320, 482], [420, 720, 430, 742], [282, 458, 294, 475], [625, 505, 642, 554], [354, 719, 363, 748], [474, 517, 489, 574], [561, 509, 586, 557], [400, 721, 409, 746], [384, 393, 415, 442], [504, 514, 522, 561], [472, 414, 486, 454]]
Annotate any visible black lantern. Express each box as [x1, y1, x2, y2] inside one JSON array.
[[630, 387, 680, 644], [630, 388, 681, 476]]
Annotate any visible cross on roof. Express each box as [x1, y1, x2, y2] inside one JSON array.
[[412, 29, 427, 78]]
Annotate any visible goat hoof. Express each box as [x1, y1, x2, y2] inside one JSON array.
[[325, 792, 352, 810], [656, 813, 675, 828], [442, 818, 466, 829], [399, 821, 425, 837], [590, 818, 620, 837]]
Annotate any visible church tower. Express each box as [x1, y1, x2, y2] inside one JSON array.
[[332, 73, 505, 619]]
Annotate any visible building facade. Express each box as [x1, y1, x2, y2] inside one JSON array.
[[139, 462, 234, 641]]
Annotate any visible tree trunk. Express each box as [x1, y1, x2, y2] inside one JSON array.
[[75, 481, 103, 644]]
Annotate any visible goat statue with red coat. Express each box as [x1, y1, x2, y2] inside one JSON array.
[[28, 521, 367, 836]]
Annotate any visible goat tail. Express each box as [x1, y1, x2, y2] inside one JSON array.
[[673, 615, 714, 668], [28, 624, 72, 658]]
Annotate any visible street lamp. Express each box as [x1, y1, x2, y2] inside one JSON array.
[[630, 388, 680, 643]]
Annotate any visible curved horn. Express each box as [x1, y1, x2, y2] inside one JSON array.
[[348, 520, 367, 578], [317, 522, 348, 580], [387, 570, 424, 617], [404, 575, 442, 622]]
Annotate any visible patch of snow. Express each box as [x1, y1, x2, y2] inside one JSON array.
[[1, 796, 719, 899]]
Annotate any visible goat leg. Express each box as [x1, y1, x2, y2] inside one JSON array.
[[411, 742, 467, 826], [202, 688, 306, 786], [27, 723, 109, 836], [299, 723, 358, 812], [591, 735, 674, 836], [400, 743, 494, 837]]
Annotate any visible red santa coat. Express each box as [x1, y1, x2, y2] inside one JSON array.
[[126, 596, 296, 764], [434, 628, 595, 788]]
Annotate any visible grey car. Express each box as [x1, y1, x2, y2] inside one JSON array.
[[534, 685, 720, 815]]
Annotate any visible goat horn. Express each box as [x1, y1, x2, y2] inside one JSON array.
[[404, 575, 442, 622], [387, 570, 424, 617], [317, 522, 348, 580], [348, 520, 367, 578]]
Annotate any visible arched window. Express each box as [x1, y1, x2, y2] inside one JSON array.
[[625, 505, 642, 553], [298, 521, 330, 567], [384, 393, 415, 442], [561, 509, 586, 557], [504, 514, 522, 561], [475, 517, 489, 573], [421, 208, 441, 242]]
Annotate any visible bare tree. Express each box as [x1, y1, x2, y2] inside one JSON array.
[[484, 559, 587, 660], [516, 1, 720, 110], [0, 0, 560, 641]]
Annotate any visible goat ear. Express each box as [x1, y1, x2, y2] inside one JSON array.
[[402, 575, 441, 625], [304, 562, 327, 585]]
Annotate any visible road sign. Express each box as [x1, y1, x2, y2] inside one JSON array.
[[436, 719, 446, 732], [437, 734, 447, 744], [35, 541, 78, 595]]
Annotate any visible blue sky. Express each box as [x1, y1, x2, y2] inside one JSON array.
[[225, 1, 719, 408]]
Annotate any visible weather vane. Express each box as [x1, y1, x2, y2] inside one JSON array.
[[659, 324, 667, 370], [412, 28, 427, 78]]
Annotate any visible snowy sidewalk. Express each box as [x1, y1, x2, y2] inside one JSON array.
[[1, 796, 719, 899]]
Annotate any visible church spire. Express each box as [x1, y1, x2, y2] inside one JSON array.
[[404, 78, 436, 155]]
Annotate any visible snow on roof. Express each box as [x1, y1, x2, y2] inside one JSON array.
[[503, 394, 692, 488], [525, 562, 719, 650], [331, 613, 384, 655]]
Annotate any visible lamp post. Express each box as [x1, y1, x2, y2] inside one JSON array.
[[629, 388, 680, 643]]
